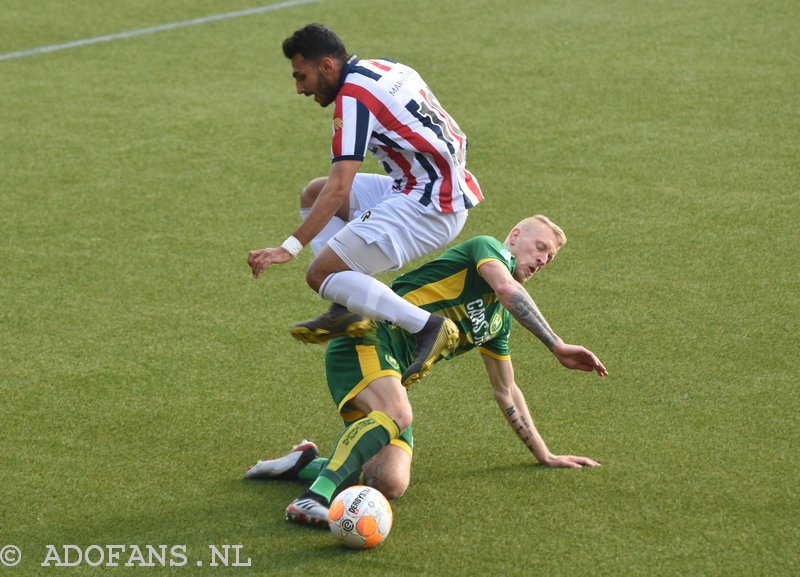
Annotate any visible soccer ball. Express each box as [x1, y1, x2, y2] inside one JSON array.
[[328, 485, 393, 549]]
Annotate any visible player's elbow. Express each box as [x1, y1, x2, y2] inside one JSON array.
[[493, 280, 520, 305], [491, 380, 516, 407]]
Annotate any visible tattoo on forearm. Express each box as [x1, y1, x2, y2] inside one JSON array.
[[506, 289, 558, 350], [505, 404, 534, 451]]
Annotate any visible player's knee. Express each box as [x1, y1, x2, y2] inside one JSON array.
[[306, 257, 340, 293], [388, 404, 412, 432], [306, 250, 351, 293], [300, 177, 327, 209], [363, 445, 411, 500], [369, 472, 409, 500], [305, 263, 327, 293]]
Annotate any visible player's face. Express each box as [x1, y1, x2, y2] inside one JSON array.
[[290, 54, 339, 108], [510, 225, 559, 283]]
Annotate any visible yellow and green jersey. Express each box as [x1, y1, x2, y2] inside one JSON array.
[[325, 235, 515, 422], [380, 235, 515, 366], [317, 236, 515, 487]]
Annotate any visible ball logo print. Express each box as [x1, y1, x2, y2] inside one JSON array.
[[328, 486, 392, 549]]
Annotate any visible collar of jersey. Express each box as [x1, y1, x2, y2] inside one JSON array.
[[339, 54, 360, 91]]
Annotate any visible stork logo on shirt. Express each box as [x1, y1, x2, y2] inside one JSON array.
[[384, 354, 400, 370], [333, 117, 344, 130], [489, 311, 503, 336]]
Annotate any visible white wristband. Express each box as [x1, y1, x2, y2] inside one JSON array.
[[280, 235, 303, 258]]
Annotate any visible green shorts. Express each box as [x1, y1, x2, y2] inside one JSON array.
[[325, 328, 413, 456]]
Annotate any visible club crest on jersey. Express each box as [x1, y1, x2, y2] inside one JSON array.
[[489, 311, 503, 336], [466, 299, 504, 346], [384, 354, 400, 370], [333, 117, 344, 130]]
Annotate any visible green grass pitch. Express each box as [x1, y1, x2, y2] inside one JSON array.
[[1, 0, 798, 575]]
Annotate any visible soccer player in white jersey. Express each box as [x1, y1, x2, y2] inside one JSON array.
[[248, 24, 485, 385]]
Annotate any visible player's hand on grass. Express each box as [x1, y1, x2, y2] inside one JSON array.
[[247, 246, 294, 278], [552, 342, 608, 376], [542, 454, 600, 468]]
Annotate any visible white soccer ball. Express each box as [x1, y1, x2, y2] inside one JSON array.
[[328, 485, 393, 549]]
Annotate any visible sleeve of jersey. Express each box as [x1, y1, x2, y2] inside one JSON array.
[[467, 236, 514, 274], [331, 93, 376, 163]]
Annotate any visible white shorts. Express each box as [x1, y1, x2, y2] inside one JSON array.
[[329, 173, 468, 274]]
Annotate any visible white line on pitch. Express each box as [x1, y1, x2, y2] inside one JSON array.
[[0, 0, 319, 62]]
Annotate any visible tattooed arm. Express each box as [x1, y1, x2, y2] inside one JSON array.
[[478, 259, 608, 376], [504, 287, 560, 350], [481, 353, 600, 468]]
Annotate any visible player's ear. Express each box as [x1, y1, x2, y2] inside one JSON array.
[[319, 56, 337, 75], [508, 227, 521, 246]]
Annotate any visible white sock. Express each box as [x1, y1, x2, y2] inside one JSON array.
[[300, 208, 347, 256], [320, 271, 429, 333]]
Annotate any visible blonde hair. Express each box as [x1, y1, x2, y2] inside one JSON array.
[[510, 215, 567, 248]]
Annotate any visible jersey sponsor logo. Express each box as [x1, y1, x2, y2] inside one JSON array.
[[466, 298, 490, 345], [388, 71, 411, 97], [360, 210, 372, 222], [466, 299, 504, 346], [334, 117, 344, 130]]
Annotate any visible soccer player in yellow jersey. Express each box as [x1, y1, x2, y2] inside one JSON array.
[[247, 215, 608, 526]]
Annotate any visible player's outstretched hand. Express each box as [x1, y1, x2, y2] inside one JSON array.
[[542, 454, 601, 468], [247, 246, 294, 278], [552, 342, 608, 376]]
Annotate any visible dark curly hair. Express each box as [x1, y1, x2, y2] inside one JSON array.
[[282, 23, 348, 61]]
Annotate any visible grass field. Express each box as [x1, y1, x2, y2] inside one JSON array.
[[1, 0, 798, 575]]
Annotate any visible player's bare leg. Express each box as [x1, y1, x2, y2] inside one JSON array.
[[363, 444, 411, 500], [285, 376, 410, 526]]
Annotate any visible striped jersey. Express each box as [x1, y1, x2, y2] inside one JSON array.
[[379, 236, 516, 365], [332, 56, 484, 213]]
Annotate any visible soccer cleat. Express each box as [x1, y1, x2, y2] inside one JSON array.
[[244, 440, 318, 480], [401, 315, 460, 386], [289, 303, 371, 344], [285, 494, 330, 528]]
